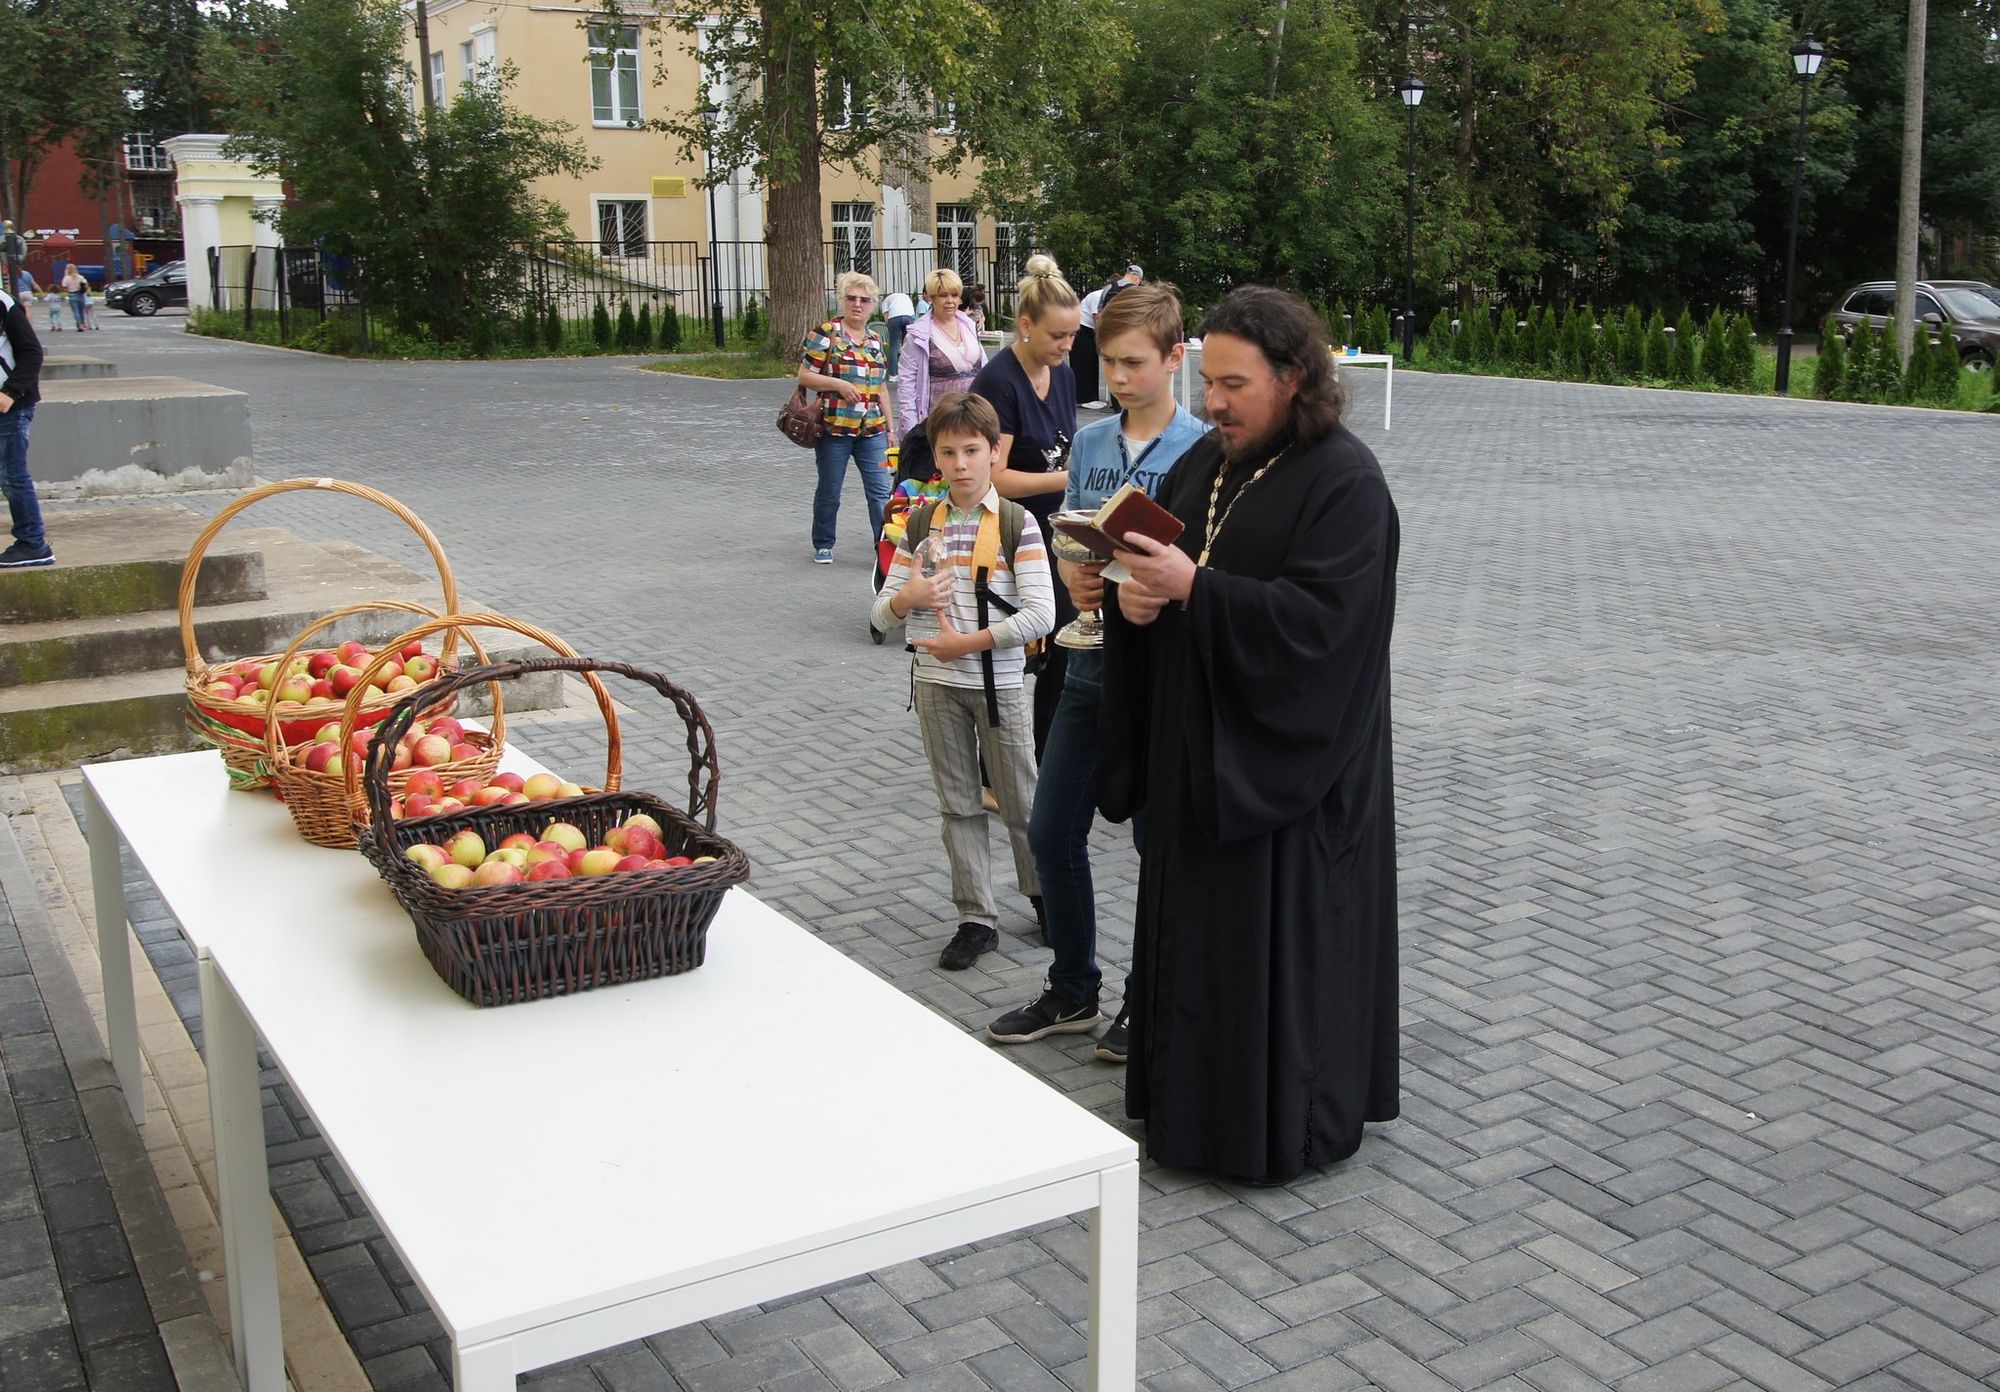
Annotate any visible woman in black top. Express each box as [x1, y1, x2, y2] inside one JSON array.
[[970, 254, 1081, 754]]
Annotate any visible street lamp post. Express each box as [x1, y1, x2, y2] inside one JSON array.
[[704, 132, 727, 349], [1396, 75, 1426, 363], [1775, 33, 1825, 395]]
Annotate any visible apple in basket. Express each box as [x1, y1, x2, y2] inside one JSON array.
[[405, 770, 445, 800], [426, 716, 465, 743], [489, 772, 525, 795], [523, 840, 568, 865], [448, 776, 484, 801], [328, 665, 363, 697], [403, 655, 438, 683], [302, 743, 341, 775], [577, 848, 622, 877], [411, 734, 452, 767], [525, 860, 573, 882], [274, 675, 313, 705], [307, 650, 341, 679], [623, 813, 663, 840], [541, 822, 588, 853], [429, 862, 475, 890], [521, 772, 564, 801], [405, 844, 450, 872], [445, 830, 486, 868]]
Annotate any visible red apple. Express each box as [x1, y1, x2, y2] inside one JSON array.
[[204, 679, 240, 700], [613, 854, 649, 873], [472, 861, 524, 887], [400, 639, 427, 661], [375, 658, 405, 682], [524, 841, 567, 865], [499, 832, 537, 851], [346, 730, 374, 761], [412, 734, 452, 767], [662, 856, 693, 867], [403, 793, 436, 818], [405, 844, 449, 872], [405, 770, 445, 799], [526, 860, 573, 882], [521, 772, 564, 801], [435, 797, 465, 814], [385, 675, 418, 694], [391, 743, 414, 771], [471, 786, 511, 806], [500, 792, 531, 806], [307, 678, 333, 700], [541, 822, 587, 852], [429, 863, 475, 890], [304, 743, 341, 774], [621, 813, 664, 840], [337, 640, 371, 667], [424, 716, 465, 744], [307, 650, 341, 679], [578, 848, 622, 877], [448, 741, 480, 763], [403, 655, 438, 683], [328, 665, 362, 697], [448, 777, 484, 801], [274, 675, 313, 705], [489, 772, 525, 794], [564, 848, 589, 873]]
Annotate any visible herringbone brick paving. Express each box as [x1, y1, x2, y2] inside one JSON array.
[[66, 315, 2000, 1389]]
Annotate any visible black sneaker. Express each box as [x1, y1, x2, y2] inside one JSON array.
[[0, 542, 54, 569], [938, 922, 998, 970], [988, 983, 1101, 1043], [1096, 1006, 1130, 1063]]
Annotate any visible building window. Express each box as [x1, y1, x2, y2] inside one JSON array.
[[122, 132, 172, 173], [831, 202, 873, 276], [995, 222, 1031, 287], [459, 40, 475, 89], [132, 185, 177, 233], [590, 24, 641, 126], [936, 204, 978, 284], [597, 200, 647, 258], [825, 79, 857, 131], [473, 28, 496, 70], [428, 50, 446, 106], [932, 98, 957, 134]]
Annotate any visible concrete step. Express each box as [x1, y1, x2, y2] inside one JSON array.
[[35, 376, 252, 491], [42, 355, 118, 380], [0, 529, 458, 688], [2, 507, 266, 625]]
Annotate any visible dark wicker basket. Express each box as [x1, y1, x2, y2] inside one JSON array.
[[359, 656, 752, 1007]]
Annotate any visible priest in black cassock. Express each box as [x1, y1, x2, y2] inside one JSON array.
[[1098, 285, 1400, 1186]]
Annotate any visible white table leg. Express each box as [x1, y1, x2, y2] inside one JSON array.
[[202, 956, 284, 1391], [1086, 1159, 1139, 1391], [454, 1336, 516, 1390], [1384, 357, 1393, 430], [84, 783, 143, 1124]]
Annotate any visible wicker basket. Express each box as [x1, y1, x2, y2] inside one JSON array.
[[181, 477, 462, 790], [265, 603, 508, 848], [358, 653, 750, 1008]]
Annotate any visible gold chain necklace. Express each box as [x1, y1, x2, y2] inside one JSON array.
[[1198, 449, 1286, 566]]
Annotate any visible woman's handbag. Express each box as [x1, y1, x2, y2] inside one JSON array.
[[776, 384, 825, 447]]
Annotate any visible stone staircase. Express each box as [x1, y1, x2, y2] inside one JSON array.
[[0, 505, 560, 774]]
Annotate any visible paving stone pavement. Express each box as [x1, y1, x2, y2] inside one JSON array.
[[47, 313, 2000, 1391]]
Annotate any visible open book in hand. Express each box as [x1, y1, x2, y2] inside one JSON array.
[[1050, 484, 1185, 585]]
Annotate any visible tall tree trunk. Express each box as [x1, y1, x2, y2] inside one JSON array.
[[762, 0, 822, 357], [1892, 0, 1927, 363]]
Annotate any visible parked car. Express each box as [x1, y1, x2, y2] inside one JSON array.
[[103, 261, 188, 317], [1824, 280, 1998, 370]]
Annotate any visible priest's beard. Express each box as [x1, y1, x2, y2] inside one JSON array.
[[1219, 422, 1293, 467]]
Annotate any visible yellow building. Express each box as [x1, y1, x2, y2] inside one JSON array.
[[405, 0, 1032, 312]]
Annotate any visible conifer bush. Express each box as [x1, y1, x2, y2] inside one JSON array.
[[635, 302, 653, 349], [1494, 310, 1519, 366], [1844, 322, 1873, 399], [1423, 308, 1453, 361], [591, 299, 613, 349], [1724, 314, 1756, 388], [543, 304, 564, 352], [1467, 306, 1495, 365], [1813, 327, 1846, 400], [615, 300, 637, 350], [1698, 308, 1726, 383], [1670, 310, 1698, 383], [660, 302, 682, 350], [742, 296, 762, 342], [1621, 307, 1645, 377], [1645, 310, 1671, 378]]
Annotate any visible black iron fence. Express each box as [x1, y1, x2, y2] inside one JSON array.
[[207, 244, 366, 344]]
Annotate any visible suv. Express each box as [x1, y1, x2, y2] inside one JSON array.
[[103, 260, 188, 317], [1825, 280, 1999, 371]]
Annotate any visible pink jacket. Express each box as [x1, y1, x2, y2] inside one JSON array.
[[896, 310, 987, 432]]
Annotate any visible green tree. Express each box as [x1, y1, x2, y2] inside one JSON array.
[[0, 0, 131, 228], [661, 301, 682, 351], [591, 299, 613, 349], [543, 304, 564, 352], [1597, 313, 1623, 382], [1930, 326, 1965, 406], [615, 299, 637, 350], [1494, 308, 1519, 365], [518, 302, 539, 351], [1644, 309, 1671, 378], [635, 301, 653, 349], [1670, 309, 1698, 382], [1844, 322, 1873, 400], [1863, 323, 1901, 401], [1620, 306, 1645, 377], [1698, 307, 1726, 383], [617, 0, 1125, 357], [212, 0, 595, 347], [1535, 305, 1563, 371], [1330, 300, 1351, 347], [1366, 304, 1391, 352], [1467, 305, 1495, 365], [1724, 313, 1755, 389], [1813, 326, 1846, 399], [1449, 309, 1473, 363], [1422, 307, 1454, 362], [742, 295, 762, 342]]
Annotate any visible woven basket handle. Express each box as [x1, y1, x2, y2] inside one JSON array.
[[179, 478, 459, 677], [363, 653, 724, 868], [355, 615, 621, 830]]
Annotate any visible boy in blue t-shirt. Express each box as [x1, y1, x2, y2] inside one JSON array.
[[986, 282, 1206, 1060]]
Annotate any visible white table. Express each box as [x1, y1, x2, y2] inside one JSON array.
[[83, 751, 1139, 1390], [1174, 344, 1395, 430]]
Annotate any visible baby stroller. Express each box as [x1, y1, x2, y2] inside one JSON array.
[[869, 423, 947, 644]]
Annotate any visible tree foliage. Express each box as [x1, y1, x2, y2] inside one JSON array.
[[0, 0, 131, 226], [210, 0, 595, 345]]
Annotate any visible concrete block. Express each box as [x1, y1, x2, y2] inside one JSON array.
[[40, 356, 117, 381], [31, 377, 252, 491]]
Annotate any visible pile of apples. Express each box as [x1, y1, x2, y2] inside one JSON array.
[[204, 639, 440, 709], [287, 711, 488, 783], [403, 813, 716, 888], [392, 768, 590, 821]]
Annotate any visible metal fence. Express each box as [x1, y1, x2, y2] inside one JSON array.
[[207, 244, 366, 342], [709, 241, 1024, 319], [521, 239, 709, 328]]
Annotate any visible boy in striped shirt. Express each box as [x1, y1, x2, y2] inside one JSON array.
[[872, 391, 1056, 971]]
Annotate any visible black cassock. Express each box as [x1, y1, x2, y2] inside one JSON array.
[[1098, 424, 1400, 1184]]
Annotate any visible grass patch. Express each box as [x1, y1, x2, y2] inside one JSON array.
[[643, 351, 797, 380]]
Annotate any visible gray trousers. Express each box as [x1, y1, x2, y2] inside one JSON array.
[[913, 681, 1040, 927]]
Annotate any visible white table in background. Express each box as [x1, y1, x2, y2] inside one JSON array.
[[82, 752, 1138, 1391], [1174, 344, 1395, 430]]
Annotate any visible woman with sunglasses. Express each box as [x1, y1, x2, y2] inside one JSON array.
[[798, 271, 898, 564]]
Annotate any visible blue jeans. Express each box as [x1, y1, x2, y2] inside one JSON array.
[[1029, 651, 1108, 1004], [885, 315, 915, 377], [0, 405, 45, 549], [811, 430, 891, 552], [68, 291, 87, 329]]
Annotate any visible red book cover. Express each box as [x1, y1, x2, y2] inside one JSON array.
[[1049, 483, 1185, 560]]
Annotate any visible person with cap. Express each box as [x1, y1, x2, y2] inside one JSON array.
[[1075, 266, 1144, 410]]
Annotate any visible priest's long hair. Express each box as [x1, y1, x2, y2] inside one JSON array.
[[1198, 287, 1347, 442]]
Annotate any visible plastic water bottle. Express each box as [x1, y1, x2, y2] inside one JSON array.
[[906, 535, 944, 644]]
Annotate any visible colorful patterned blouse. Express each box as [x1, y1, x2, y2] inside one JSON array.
[[802, 320, 890, 436]]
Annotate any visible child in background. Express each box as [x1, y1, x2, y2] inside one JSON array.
[[43, 287, 64, 332]]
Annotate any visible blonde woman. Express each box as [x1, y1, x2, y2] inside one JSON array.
[[797, 271, 896, 564], [895, 267, 987, 433], [968, 253, 1081, 751]]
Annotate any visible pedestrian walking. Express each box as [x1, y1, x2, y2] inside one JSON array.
[[61, 264, 87, 331], [797, 272, 896, 565], [0, 282, 54, 568], [895, 268, 987, 432]]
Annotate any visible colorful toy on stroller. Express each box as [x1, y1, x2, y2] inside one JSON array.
[[869, 424, 947, 643]]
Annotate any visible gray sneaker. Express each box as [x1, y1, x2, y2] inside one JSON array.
[[1096, 1005, 1130, 1062], [988, 984, 1101, 1043], [0, 542, 54, 569]]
